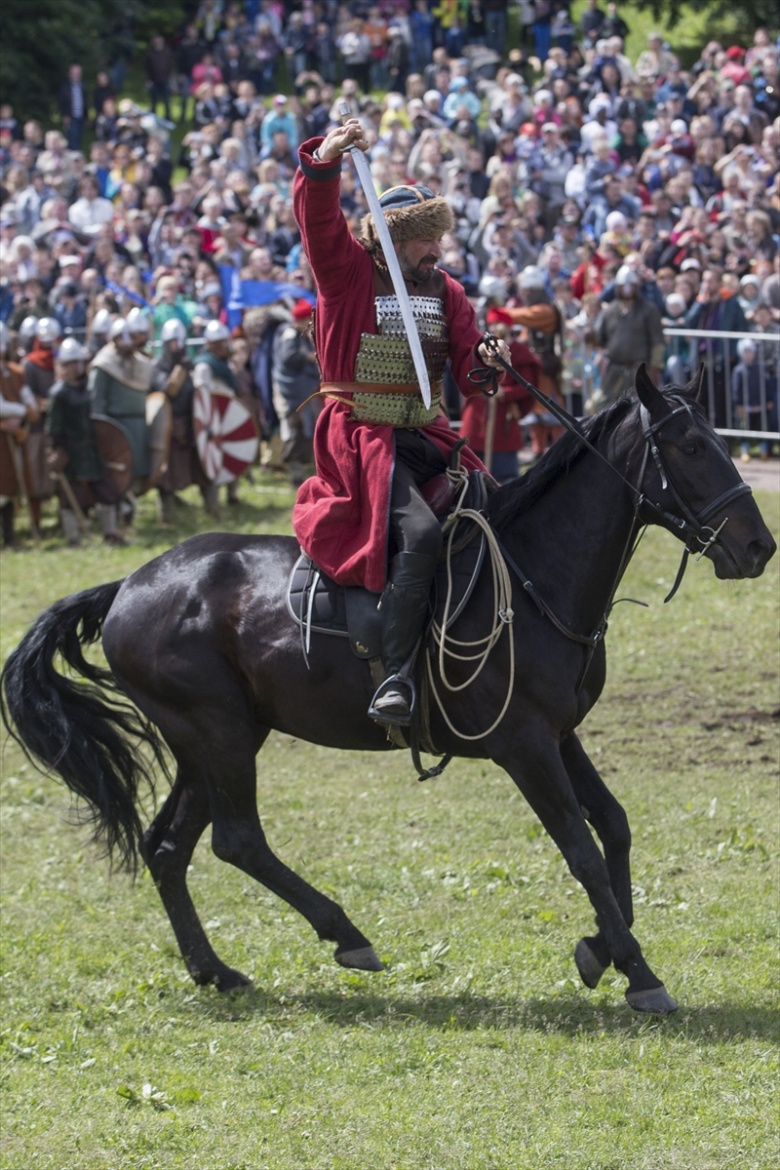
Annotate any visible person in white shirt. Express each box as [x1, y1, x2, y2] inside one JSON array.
[[67, 176, 115, 238]]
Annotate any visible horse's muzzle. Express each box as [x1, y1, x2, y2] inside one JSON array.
[[711, 530, 776, 579]]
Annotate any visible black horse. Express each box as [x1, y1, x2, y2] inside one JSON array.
[[2, 368, 775, 1013]]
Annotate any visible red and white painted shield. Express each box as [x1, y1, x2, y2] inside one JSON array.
[[193, 386, 259, 485]]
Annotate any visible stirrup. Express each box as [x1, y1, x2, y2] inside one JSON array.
[[367, 673, 417, 727]]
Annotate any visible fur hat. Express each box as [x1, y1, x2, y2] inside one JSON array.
[[360, 184, 454, 250]]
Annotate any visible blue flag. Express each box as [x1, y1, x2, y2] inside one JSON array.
[[218, 266, 316, 330]]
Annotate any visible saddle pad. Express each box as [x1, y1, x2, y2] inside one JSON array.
[[287, 522, 486, 661], [286, 556, 382, 658], [286, 470, 494, 660]]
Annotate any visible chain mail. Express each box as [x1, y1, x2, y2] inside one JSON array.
[[352, 295, 449, 426]]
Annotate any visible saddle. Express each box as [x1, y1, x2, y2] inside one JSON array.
[[287, 470, 493, 657], [286, 470, 495, 775]]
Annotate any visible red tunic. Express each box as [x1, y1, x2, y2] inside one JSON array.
[[292, 138, 489, 593]]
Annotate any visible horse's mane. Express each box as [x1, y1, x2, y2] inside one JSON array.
[[487, 393, 636, 532]]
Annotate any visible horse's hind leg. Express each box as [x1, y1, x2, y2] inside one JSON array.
[[560, 732, 633, 991], [142, 770, 251, 992], [206, 760, 384, 975], [159, 715, 383, 982]]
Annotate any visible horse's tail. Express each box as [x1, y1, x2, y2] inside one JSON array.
[[0, 580, 166, 874]]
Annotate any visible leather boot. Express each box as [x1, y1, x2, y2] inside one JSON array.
[[157, 490, 176, 526], [368, 550, 438, 726], [98, 503, 128, 546]]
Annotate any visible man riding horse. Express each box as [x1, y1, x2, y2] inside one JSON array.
[[291, 117, 510, 726]]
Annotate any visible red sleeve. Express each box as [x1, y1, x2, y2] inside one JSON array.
[[293, 138, 377, 381], [502, 342, 541, 405], [293, 138, 368, 300], [442, 273, 487, 399]]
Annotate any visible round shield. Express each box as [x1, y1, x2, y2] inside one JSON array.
[[193, 385, 259, 485], [144, 391, 173, 489], [91, 416, 134, 498]]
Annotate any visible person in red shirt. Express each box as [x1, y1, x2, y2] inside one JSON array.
[[291, 117, 510, 726]]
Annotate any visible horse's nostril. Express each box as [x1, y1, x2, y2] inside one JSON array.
[[749, 538, 777, 573]]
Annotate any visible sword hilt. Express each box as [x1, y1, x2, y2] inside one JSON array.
[[337, 101, 356, 151]]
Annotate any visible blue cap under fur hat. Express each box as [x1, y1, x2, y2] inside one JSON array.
[[361, 184, 454, 248]]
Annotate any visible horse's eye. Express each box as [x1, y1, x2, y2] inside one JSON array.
[[682, 444, 697, 456]]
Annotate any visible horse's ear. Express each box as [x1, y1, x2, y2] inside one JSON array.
[[635, 362, 669, 418], [693, 362, 706, 404]]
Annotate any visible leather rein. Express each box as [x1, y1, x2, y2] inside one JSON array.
[[469, 346, 753, 674]]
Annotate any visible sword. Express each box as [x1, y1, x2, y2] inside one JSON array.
[[337, 103, 432, 408]]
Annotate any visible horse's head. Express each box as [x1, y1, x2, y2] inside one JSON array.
[[631, 364, 775, 580]]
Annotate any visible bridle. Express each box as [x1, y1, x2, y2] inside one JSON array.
[[638, 401, 752, 599], [470, 349, 753, 667], [416, 362, 755, 769]]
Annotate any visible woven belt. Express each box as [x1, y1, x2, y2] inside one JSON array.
[[329, 381, 443, 427], [303, 381, 443, 427], [319, 381, 442, 399]]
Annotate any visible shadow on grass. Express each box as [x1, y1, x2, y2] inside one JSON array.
[[190, 982, 779, 1044]]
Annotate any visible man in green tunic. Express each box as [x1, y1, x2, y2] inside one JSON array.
[[88, 317, 154, 489], [47, 338, 125, 545]]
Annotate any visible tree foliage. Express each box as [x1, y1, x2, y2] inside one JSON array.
[[0, 0, 187, 124], [630, 0, 779, 41]]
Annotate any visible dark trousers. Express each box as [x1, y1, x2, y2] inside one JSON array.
[[388, 430, 446, 563], [149, 80, 171, 122], [65, 117, 84, 151]]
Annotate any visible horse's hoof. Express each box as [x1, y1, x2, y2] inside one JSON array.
[[197, 967, 251, 993], [335, 945, 385, 972], [574, 938, 608, 989], [625, 985, 679, 1014]]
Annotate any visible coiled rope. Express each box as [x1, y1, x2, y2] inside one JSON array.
[[426, 472, 516, 741]]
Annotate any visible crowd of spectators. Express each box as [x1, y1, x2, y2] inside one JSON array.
[[0, 0, 778, 458]]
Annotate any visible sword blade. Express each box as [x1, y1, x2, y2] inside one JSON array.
[[343, 142, 432, 409]]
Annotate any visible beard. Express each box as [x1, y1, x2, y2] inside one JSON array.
[[397, 244, 439, 284]]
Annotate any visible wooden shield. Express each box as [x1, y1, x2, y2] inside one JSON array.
[[145, 391, 173, 488], [91, 416, 134, 497], [193, 385, 259, 485]]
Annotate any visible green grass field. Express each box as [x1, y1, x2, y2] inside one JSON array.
[[1, 476, 778, 1170]]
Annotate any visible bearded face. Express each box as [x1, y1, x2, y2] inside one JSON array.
[[396, 237, 443, 284]]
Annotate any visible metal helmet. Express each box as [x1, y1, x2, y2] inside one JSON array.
[[110, 317, 133, 345], [478, 276, 508, 302], [161, 318, 187, 345], [204, 319, 230, 343], [91, 308, 113, 336], [57, 337, 89, 363], [19, 315, 39, 343], [615, 264, 639, 288], [36, 316, 62, 344], [519, 266, 545, 291], [126, 306, 151, 335]]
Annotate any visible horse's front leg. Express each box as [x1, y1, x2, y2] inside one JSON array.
[[560, 731, 633, 992], [493, 734, 677, 1013]]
